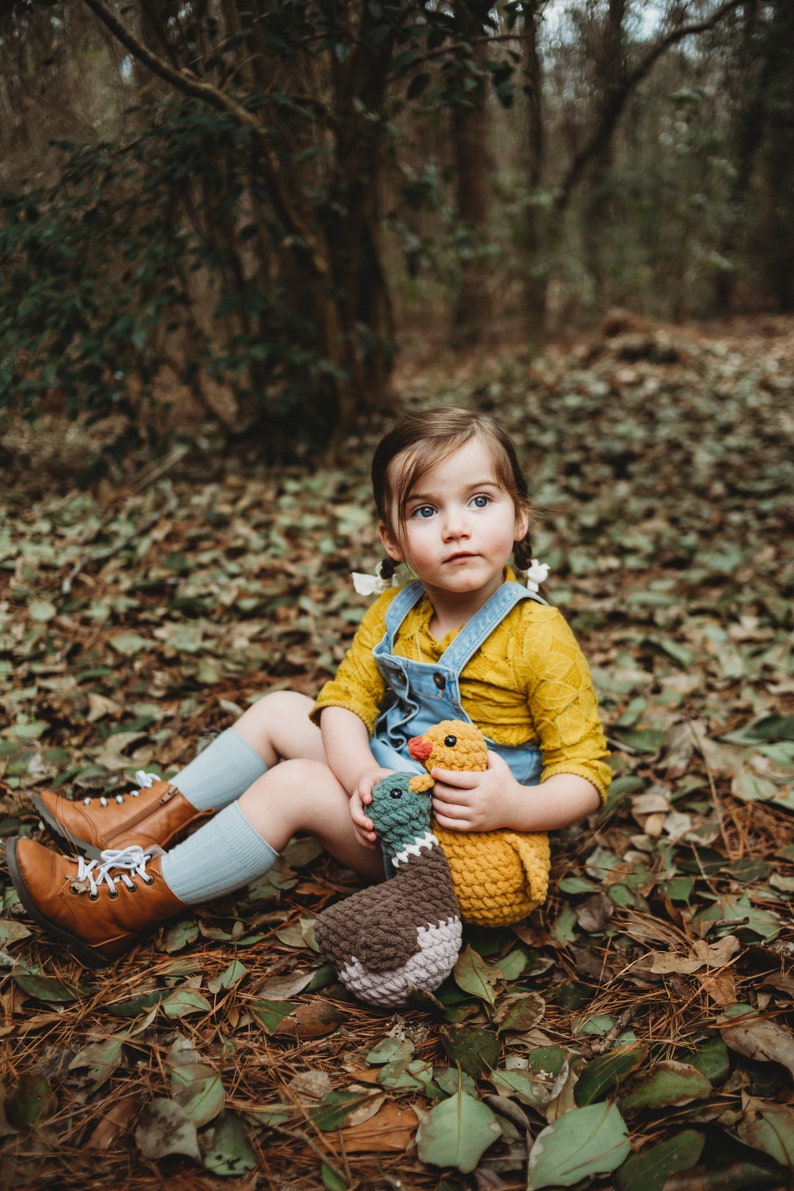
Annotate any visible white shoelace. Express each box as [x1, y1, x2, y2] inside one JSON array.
[[82, 770, 159, 808], [74, 847, 153, 896]]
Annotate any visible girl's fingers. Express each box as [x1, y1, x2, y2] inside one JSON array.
[[432, 783, 476, 808], [433, 801, 471, 823], [430, 766, 478, 789], [434, 813, 474, 832]]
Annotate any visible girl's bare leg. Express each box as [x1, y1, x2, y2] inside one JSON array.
[[232, 691, 327, 767], [237, 758, 384, 882]]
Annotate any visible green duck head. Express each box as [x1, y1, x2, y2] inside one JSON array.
[[370, 772, 435, 857]]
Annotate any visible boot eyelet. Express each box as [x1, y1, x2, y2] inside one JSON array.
[[108, 889, 119, 900], [142, 875, 154, 886], [89, 892, 99, 901]]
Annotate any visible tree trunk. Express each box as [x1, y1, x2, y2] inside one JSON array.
[[451, 2, 492, 347], [325, 7, 397, 433], [581, 0, 626, 307], [521, 0, 548, 333], [714, 0, 793, 313], [757, 0, 794, 310]]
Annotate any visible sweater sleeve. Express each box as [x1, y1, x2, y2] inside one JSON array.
[[311, 590, 394, 732], [517, 607, 612, 802]]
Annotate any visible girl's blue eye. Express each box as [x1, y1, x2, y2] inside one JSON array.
[[470, 494, 491, 508], [411, 505, 435, 519]]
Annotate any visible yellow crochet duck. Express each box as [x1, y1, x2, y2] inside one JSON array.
[[407, 720, 550, 927]]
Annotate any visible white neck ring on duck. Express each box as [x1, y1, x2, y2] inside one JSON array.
[[391, 831, 438, 867]]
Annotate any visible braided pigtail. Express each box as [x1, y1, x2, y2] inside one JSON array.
[[513, 519, 550, 596], [513, 527, 534, 574]]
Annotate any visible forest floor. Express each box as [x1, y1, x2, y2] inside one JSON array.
[[1, 313, 793, 1190]]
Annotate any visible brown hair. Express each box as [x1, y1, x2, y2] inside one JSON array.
[[371, 407, 536, 573]]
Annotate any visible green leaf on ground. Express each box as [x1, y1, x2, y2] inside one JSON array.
[[106, 989, 171, 1017], [202, 1111, 258, 1175], [4, 1075, 52, 1128], [366, 1037, 415, 1065], [439, 1023, 500, 1078], [377, 1058, 435, 1092], [309, 1090, 373, 1131], [135, 1098, 201, 1162], [736, 1098, 794, 1167], [527, 1102, 631, 1189], [68, 1035, 127, 1090], [490, 1047, 570, 1109], [415, 1091, 501, 1173], [574, 1044, 647, 1106], [250, 998, 294, 1033], [453, 944, 498, 1005], [12, 971, 87, 1003], [620, 1061, 712, 1110], [162, 989, 212, 1018], [686, 1036, 730, 1084], [615, 1129, 705, 1191], [171, 1062, 225, 1127], [495, 991, 546, 1033]]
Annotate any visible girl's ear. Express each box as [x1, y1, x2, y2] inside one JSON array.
[[379, 521, 404, 563], [514, 504, 530, 543]]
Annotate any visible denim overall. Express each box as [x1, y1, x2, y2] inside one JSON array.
[[370, 580, 546, 783]]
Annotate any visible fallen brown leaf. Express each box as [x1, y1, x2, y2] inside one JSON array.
[[331, 1101, 419, 1154], [719, 1012, 794, 1080], [645, 935, 740, 976], [84, 1092, 141, 1151]]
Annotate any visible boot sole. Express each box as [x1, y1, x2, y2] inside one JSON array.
[[6, 839, 114, 970], [30, 793, 102, 859]]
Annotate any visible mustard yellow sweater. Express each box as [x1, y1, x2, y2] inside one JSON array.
[[313, 583, 611, 802]]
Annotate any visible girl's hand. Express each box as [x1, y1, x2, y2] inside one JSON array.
[[430, 751, 521, 833], [348, 767, 395, 849]]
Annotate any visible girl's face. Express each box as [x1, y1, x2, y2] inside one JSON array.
[[379, 437, 529, 606]]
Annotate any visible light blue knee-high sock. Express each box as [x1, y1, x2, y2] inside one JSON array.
[[160, 803, 278, 905], [170, 728, 267, 811]]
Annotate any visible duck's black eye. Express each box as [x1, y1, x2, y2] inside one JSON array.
[[389, 788, 403, 799], [444, 735, 457, 747]]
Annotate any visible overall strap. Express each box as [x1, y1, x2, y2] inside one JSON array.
[[381, 581, 426, 647], [439, 582, 546, 674]]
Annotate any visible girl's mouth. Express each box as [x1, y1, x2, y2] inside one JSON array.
[[445, 552, 477, 564]]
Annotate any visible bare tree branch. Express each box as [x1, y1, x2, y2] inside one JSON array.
[[554, 0, 744, 213], [78, 0, 329, 278]]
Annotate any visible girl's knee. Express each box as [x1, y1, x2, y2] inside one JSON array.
[[242, 758, 340, 807], [273, 756, 331, 782], [238, 758, 346, 844], [236, 689, 310, 727], [233, 691, 320, 764]]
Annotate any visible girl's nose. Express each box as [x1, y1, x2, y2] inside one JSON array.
[[441, 507, 470, 538]]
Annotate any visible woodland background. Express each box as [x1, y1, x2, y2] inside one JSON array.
[[0, 2, 793, 1190], [1, 0, 793, 452]]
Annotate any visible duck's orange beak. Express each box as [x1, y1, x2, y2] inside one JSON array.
[[408, 735, 432, 762]]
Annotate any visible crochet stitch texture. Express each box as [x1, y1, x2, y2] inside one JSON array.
[[314, 771, 462, 1007], [408, 720, 550, 927]]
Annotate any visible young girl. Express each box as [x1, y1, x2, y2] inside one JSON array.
[[7, 408, 611, 968]]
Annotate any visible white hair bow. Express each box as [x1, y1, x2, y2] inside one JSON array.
[[523, 559, 549, 593], [351, 568, 400, 595]]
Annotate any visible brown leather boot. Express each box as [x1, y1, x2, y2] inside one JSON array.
[[32, 778, 213, 859], [7, 838, 186, 969]]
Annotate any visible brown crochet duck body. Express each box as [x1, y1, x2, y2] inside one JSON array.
[[407, 720, 550, 927], [314, 770, 462, 1007]]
